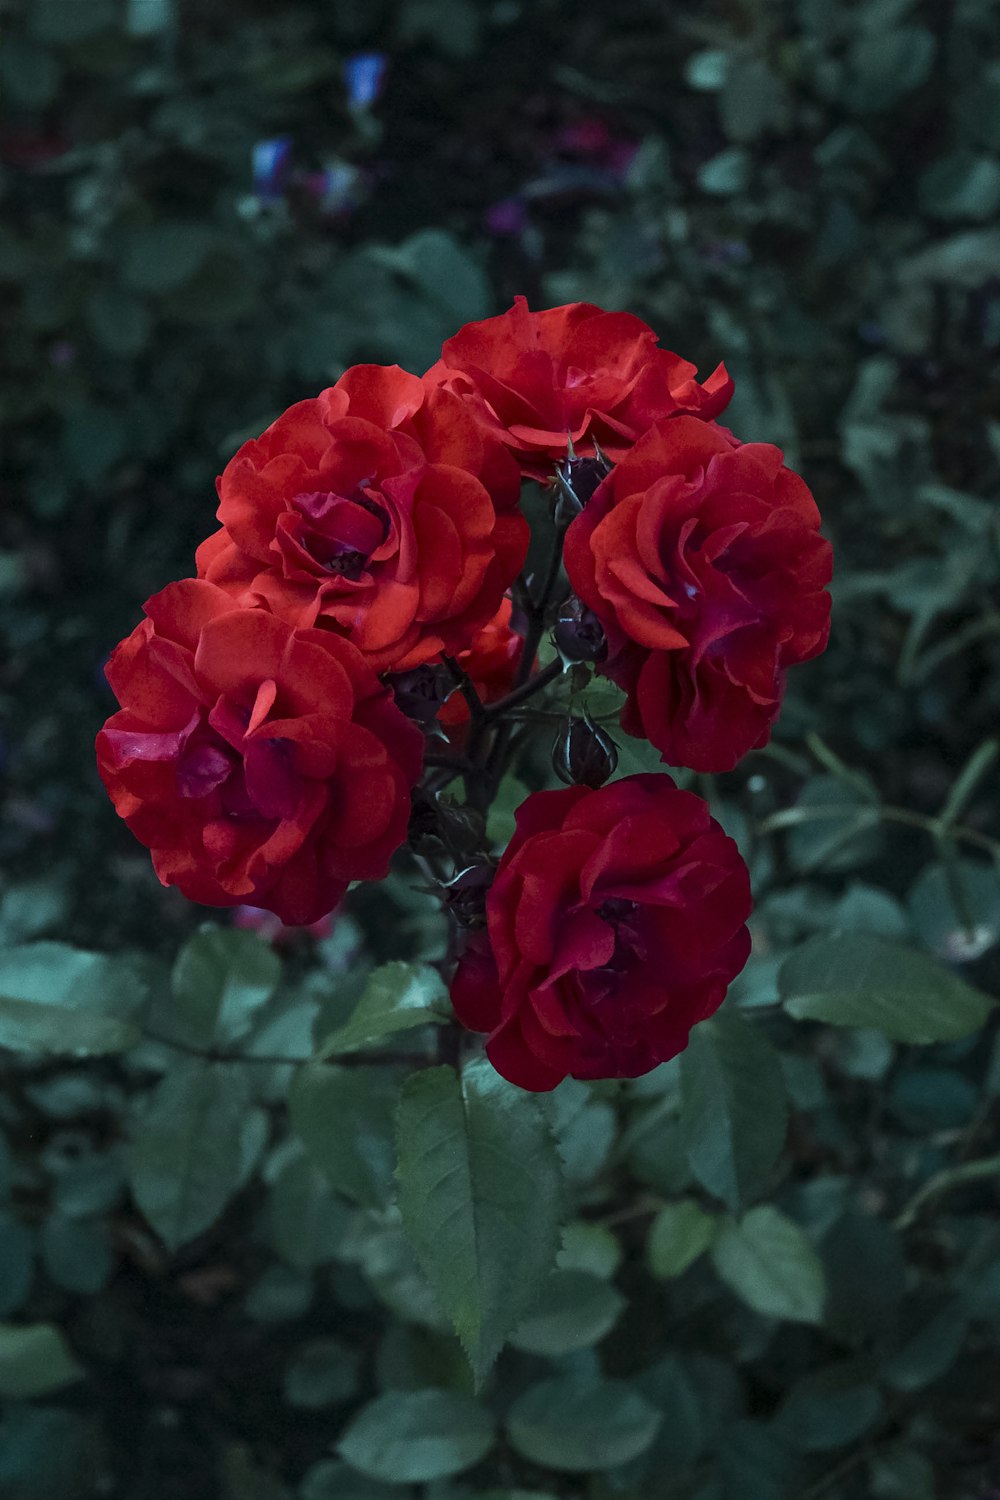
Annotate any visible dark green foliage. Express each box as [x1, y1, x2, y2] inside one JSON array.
[[3, 0, 1000, 1495]]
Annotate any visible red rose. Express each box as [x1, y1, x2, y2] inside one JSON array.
[[425, 296, 733, 478], [96, 581, 423, 925], [437, 597, 523, 731], [196, 364, 528, 673], [564, 417, 832, 773], [451, 775, 751, 1090]]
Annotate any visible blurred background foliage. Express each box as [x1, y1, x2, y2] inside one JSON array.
[[3, 0, 1000, 1496]]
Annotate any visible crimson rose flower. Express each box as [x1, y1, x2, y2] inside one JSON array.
[[564, 417, 833, 773], [425, 296, 733, 478], [196, 364, 527, 673], [437, 597, 523, 732], [96, 580, 423, 925], [451, 775, 751, 1090]]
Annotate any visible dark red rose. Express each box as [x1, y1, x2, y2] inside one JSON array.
[[425, 297, 733, 478], [96, 581, 423, 925], [196, 364, 528, 673], [437, 597, 524, 731], [563, 417, 833, 773], [450, 775, 751, 1090]]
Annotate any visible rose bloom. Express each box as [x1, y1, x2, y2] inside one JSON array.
[[451, 775, 751, 1090], [564, 417, 833, 773], [196, 364, 527, 673], [425, 296, 733, 478], [437, 597, 523, 732], [96, 581, 423, 925]]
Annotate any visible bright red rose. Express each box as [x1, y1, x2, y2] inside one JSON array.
[[196, 364, 528, 673], [564, 417, 833, 773], [425, 296, 733, 478], [437, 597, 523, 730], [96, 581, 423, 925], [451, 775, 751, 1090]]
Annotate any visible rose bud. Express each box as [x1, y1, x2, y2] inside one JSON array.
[[553, 595, 607, 665], [552, 714, 619, 789], [555, 454, 612, 511], [387, 663, 454, 732], [444, 862, 496, 929]]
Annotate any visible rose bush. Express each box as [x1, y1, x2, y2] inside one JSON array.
[[450, 774, 752, 1090], [96, 579, 423, 924], [426, 296, 734, 477], [196, 363, 528, 672], [564, 416, 833, 771]]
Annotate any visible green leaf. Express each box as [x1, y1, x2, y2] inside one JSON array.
[[0, 943, 145, 1056], [290, 1064, 399, 1208], [900, 229, 1000, 288], [267, 1151, 349, 1270], [506, 1377, 661, 1471], [283, 1339, 359, 1408], [121, 222, 218, 294], [778, 1367, 883, 1452], [166, 927, 281, 1050], [299, 1462, 396, 1500], [128, 1058, 251, 1250], [0, 1323, 83, 1398], [0, 1210, 33, 1316], [337, 1389, 495, 1483], [396, 1059, 562, 1383], [711, 1207, 826, 1325], [648, 1199, 719, 1278], [680, 1011, 788, 1209], [779, 931, 995, 1041], [316, 962, 448, 1057], [907, 859, 1000, 963], [40, 1214, 112, 1295], [509, 1270, 624, 1355]]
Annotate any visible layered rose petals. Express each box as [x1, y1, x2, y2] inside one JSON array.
[[96, 581, 423, 925], [450, 776, 751, 1090], [564, 417, 833, 772], [426, 296, 734, 478], [196, 365, 528, 673]]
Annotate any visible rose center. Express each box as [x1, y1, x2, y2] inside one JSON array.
[[293, 487, 391, 579]]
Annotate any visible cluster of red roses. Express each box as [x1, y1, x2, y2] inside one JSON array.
[[98, 298, 832, 1090]]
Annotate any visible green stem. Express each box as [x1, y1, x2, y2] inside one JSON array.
[[894, 1150, 1000, 1230]]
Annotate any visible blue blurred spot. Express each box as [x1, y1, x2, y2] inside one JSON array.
[[344, 52, 386, 110], [252, 136, 292, 200]]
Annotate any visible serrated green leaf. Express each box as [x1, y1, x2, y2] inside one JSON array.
[[0, 1323, 83, 1398], [396, 1059, 562, 1383], [648, 1199, 718, 1278], [711, 1207, 826, 1325], [779, 931, 995, 1041], [506, 1377, 661, 1471], [128, 1057, 251, 1250], [337, 1389, 494, 1483], [290, 1064, 399, 1208], [680, 1011, 788, 1209], [316, 963, 448, 1058]]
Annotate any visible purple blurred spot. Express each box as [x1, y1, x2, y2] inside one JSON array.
[[253, 136, 293, 200], [486, 197, 527, 236], [49, 340, 75, 368], [344, 52, 386, 110]]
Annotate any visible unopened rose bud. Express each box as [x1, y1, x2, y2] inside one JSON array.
[[552, 715, 619, 789], [386, 664, 453, 731], [444, 862, 496, 929], [553, 596, 607, 664], [555, 454, 613, 513]]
